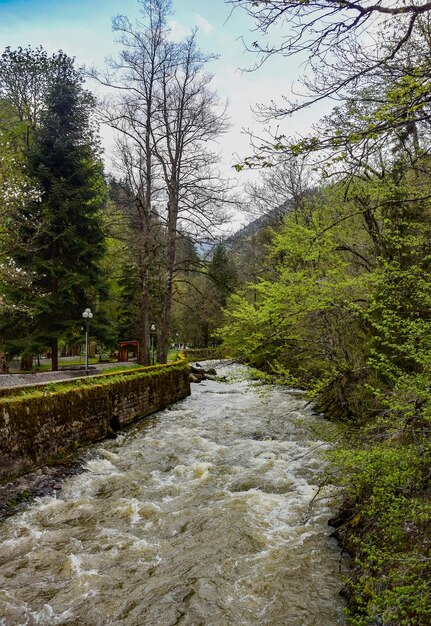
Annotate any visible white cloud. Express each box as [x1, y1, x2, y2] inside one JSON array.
[[195, 15, 213, 34], [167, 19, 191, 43], [167, 15, 213, 42]]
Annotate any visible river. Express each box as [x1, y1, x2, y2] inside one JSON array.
[[0, 363, 346, 625]]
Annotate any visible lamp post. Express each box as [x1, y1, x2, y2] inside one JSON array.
[[151, 323, 156, 365], [82, 308, 93, 375]]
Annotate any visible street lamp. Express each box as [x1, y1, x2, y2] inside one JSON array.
[[82, 307, 93, 375], [151, 323, 156, 365]]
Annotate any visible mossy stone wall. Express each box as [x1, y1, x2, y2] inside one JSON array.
[[0, 360, 190, 481]]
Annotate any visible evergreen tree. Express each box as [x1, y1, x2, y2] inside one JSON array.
[[5, 53, 106, 370]]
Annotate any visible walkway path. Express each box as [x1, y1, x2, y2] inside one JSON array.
[[0, 361, 140, 388]]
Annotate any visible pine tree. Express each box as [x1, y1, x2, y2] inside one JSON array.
[[6, 53, 106, 370]]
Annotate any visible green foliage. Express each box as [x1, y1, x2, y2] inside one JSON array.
[[169, 241, 239, 348], [220, 189, 372, 388], [220, 146, 431, 623], [331, 436, 431, 625], [0, 122, 41, 323], [0, 50, 109, 360]]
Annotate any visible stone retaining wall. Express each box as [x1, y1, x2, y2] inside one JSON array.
[[0, 359, 190, 481]]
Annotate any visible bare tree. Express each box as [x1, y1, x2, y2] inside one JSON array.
[[93, 0, 233, 363], [151, 30, 231, 362], [228, 1, 431, 101], [91, 0, 170, 364], [228, 1, 431, 161], [245, 154, 314, 220]]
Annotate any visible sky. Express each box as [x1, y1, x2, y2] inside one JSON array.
[[0, 0, 327, 224]]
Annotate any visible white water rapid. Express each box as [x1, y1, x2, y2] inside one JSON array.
[[0, 363, 346, 625]]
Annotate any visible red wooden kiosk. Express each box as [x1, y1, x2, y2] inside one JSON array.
[[118, 340, 140, 362]]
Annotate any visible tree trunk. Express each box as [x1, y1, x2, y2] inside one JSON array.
[[137, 292, 151, 365], [137, 244, 151, 366], [158, 197, 177, 364], [158, 294, 172, 364], [20, 352, 33, 371], [0, 341, 8, 373], [51, 338, 58, 371]]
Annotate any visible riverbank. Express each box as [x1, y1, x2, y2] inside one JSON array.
[[326, 423, 431, 625], [239, 366, 431, 624], [0, 455, 89, 520]]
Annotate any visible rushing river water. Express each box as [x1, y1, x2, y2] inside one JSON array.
[[0, 363, 346, 626]]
